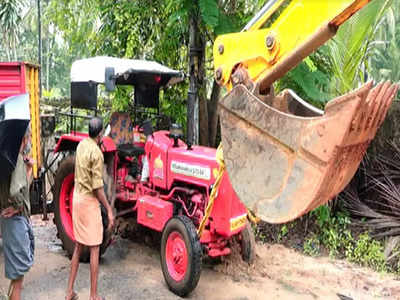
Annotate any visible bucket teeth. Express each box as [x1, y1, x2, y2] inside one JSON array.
[[219, 81, 398, 223]]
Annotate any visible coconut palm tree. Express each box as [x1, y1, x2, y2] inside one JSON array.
[[369, 0, 400, 86], [327, 0, 393, 96], [0, 0, 26, 60]]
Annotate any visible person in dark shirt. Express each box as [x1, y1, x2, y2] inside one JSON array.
[[0, 127, 34, 300]]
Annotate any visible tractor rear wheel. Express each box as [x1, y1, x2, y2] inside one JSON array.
[[53, 155, 111, 262], [160, 216, 202, 297]]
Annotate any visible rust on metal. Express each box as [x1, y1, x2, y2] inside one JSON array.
[[331, 0, 372, 27], [215, 68, 223, 81], [258, 24, 337, 93], [219, 81, 399, 223], [218, 44, 224, 55], [266, 35, 275, 50]]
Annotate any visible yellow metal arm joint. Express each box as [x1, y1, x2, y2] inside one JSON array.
[[213, 0, 372, 91]]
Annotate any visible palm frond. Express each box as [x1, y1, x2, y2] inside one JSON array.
[[341, 140, 400, 239], [327, 0, 393, 96]]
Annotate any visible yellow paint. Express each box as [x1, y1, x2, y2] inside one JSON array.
[[213, 168, 219, 179], [154, 155, 163, 169], [26, 64, 41, 179], [230, 214, 247, 232], [213, 0, 372, 89]]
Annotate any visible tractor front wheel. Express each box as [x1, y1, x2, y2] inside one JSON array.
[[53, 155, 111, 262], [160, 216, 202, 297]]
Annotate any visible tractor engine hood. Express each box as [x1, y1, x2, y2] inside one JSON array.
[[146, 131, 220, 189], [168, 144, 220, 187]]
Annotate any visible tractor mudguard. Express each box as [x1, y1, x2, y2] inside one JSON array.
[[219, 81, 398, 223]]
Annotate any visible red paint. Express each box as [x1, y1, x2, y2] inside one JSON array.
[[101, 136, 117, 152], [208, 247, 231, 258], [167, 145, 218, 190], [115, 163, 139, 203], [199, 229, 232, 257], [2, 62, 249, 260], [54, 133, 116, 153], [54, 134, 86, 153], [165, 231, 188, 282], [154, 75, 161, 84], [55, 126, 247, 259], [145, 131, 170, 189], [145, 131, 219, 191], [0, 62, 32, 101], [59, 173, 75, 241], [144, 131, 247, 239], [137, 195, 173, 232], [115, 191, 137, 203], [210, 172, 247, 237]]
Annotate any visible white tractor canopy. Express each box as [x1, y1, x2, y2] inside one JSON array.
[[70, 56, 184, 110], [71, 56, 184, 87]]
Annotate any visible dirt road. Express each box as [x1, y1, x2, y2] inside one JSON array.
[[0, 216, 399, 300]]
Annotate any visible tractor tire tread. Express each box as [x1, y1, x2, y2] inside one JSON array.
[[240, 222, 256, 264], [53, 154, 111, 262], [161, 215, 202, 297]]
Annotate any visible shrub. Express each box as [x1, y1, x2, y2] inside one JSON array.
[[347, 232, 387, 272]]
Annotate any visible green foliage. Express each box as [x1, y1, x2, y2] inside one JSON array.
[[161, 87, 187, 128], [275, 52, 331, 108], [199, 0, 219, 29], [346, 233, 386, 272], [254, 225, 269, 244], [90, 0, 190, 127], [303, 235, 320, 257], [3, 0, 397, 140], [369, 0, 400, 98], [304, 205, 388, 273], [277, 224, 288, 242], [276, 0, 393, 108], [311, 206, 352, 257], [214, 11, 237, 35], [313, 205, 331, 227], [394, 245, 400, 274], [327, 0, 393, 96], [42, 88, 62, 99], [0, 0, 25, 60]]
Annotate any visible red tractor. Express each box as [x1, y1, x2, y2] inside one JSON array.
[[53, 56, 255, 296]]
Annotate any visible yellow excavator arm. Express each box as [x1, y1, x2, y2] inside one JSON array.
[[213, 0, 399, 223], [214, 0, 371, 92]]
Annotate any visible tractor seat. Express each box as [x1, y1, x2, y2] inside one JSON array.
[[117, 143, 145, 158]]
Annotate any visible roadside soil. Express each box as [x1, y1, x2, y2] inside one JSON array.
[[0, 215, 399, 300]]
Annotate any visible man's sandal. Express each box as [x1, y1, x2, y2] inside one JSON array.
[[66, 291, 78, 300]]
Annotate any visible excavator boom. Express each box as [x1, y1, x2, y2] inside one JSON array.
[[213, 0, 398, 223], [214, 0, 372, 91]]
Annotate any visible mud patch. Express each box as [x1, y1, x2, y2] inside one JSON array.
[[212, 242, 269, 280]]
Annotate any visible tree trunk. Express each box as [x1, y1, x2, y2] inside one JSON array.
[[187, 13, 198, 145], [46, 38, 52, 91], [199, 85, 209, 146], [187, 7, 205, 146], [6, 47, 11, 61], [13, 39, 17, 61], [37, 0, 42, 96], [197, 27, 207, 146], [208, 80, 221, 147], [5, 36, 11, 61]]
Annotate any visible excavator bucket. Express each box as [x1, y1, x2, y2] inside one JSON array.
[[219, 81, 398, 223]]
